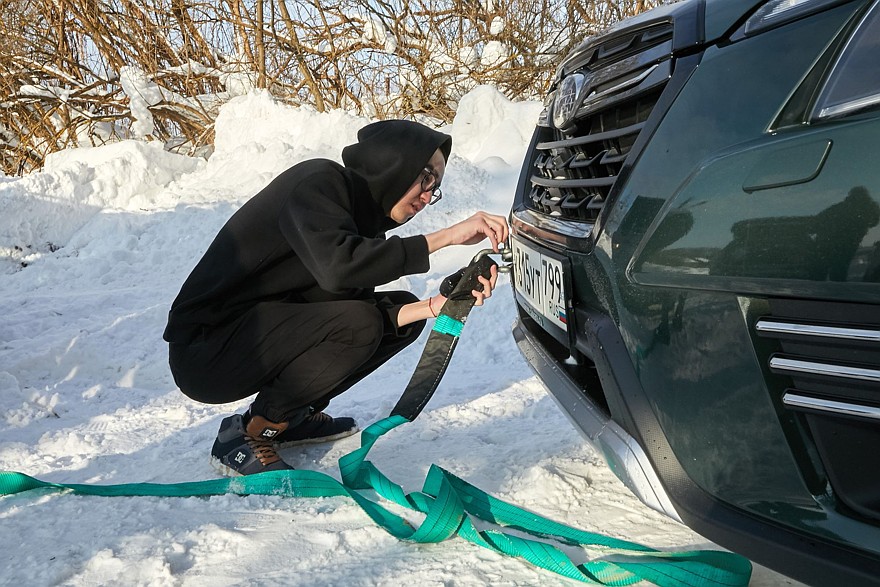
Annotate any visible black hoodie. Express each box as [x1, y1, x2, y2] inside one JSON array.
[[163, 120, 452, 344]]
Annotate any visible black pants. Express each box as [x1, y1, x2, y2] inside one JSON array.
[[168, 291, 425, 423]]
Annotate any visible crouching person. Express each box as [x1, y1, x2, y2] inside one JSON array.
[[163, 120, 507, 476]]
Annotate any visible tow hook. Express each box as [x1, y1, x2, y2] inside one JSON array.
[[473, 244, 513, 273]]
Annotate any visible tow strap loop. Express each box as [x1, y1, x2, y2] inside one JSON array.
[[0, 253, 752, 586]]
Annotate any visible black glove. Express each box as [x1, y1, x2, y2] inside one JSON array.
[[439, 267, 467, 298], [439, 256, 497, 301]]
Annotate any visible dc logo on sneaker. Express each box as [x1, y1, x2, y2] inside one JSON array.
[[260, 428, 278, 438], [234, 451, 247, 464]]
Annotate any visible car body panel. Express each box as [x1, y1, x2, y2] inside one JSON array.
[[704, 0, 766, 39]]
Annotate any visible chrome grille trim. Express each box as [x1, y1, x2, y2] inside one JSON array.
[[531, 176, 616, 189], [536, 121, 646, 151], [583, 63, 661, 108], [511, 207, 592, 238], [770, 357, 880, 383], [783, 393, 880, 421], [756, 319, 880, 342]]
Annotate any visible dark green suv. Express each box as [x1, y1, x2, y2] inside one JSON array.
[[508, 0, 880, 584]]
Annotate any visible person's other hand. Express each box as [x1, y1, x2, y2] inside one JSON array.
[[471, 264, 498, 306]]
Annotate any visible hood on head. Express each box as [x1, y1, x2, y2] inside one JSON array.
[[342, 120, 452, 215]]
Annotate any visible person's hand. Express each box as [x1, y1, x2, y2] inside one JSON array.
[[423, 263, 498, 320], [426, 211, 509, 253], [448, 211, 509, 251], [471, 264, 498, 306]]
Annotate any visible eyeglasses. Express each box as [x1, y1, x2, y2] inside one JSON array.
[[420, 168, 442, 205]]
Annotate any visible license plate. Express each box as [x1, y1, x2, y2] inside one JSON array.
[[511, 236, 568, 333]]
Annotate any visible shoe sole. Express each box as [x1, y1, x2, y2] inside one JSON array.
[[275, 424, 360, 449], [210, 456, 244, 478], [210, 456, 299, 478]]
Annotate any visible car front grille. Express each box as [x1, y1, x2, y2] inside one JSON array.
[[525, 23, 674, 222]]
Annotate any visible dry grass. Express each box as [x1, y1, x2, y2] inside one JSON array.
[[0, 0, 660, 175]]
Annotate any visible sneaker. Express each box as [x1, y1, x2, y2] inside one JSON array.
[[274, 411, 359, 449], [210, 413, 294, 477]]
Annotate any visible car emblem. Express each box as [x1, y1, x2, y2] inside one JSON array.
[[552, 72, 587, 129]]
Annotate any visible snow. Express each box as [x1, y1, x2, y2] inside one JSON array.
[[490, 17, 505, 36], [119, 66, 164, 138], [480, 40, 507, 67], [362, 16, 394, 53], [0, 86, 798, 586]]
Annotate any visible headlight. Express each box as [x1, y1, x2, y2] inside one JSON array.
[[744, 0, 851, 36]]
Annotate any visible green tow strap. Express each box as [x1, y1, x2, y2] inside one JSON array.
[[0, 414, 751, 586], [0, 254, 752, 585]]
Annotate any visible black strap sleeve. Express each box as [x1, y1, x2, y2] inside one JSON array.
[[390, 255, 497, 420]]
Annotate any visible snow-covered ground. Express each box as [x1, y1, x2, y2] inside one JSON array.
[[0, 87, 801, 586]]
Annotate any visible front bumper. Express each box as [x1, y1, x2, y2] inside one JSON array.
[[512, 317, 681, 522]]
